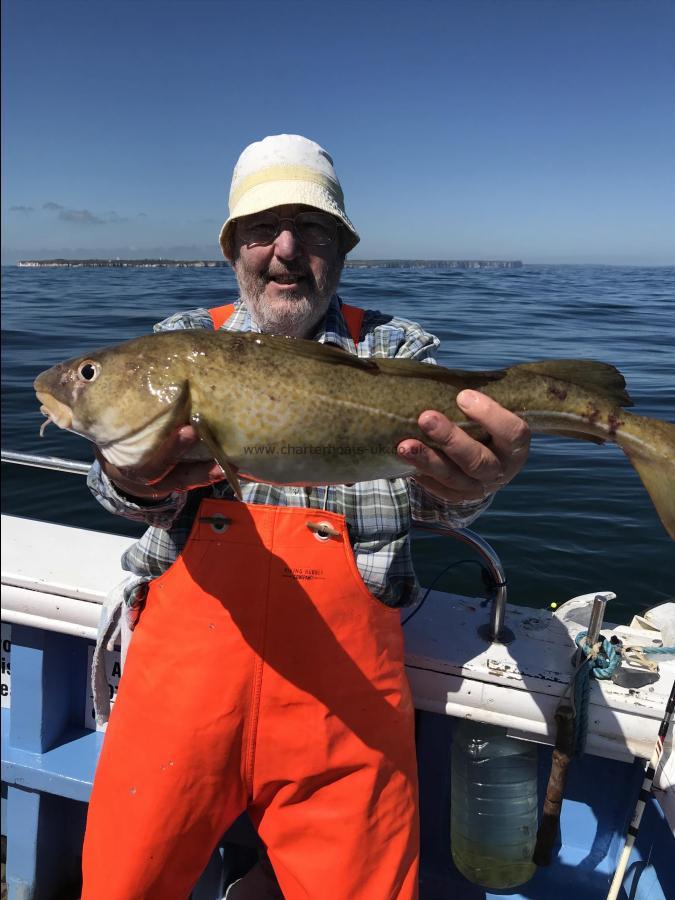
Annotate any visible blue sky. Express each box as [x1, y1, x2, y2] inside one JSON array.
[[2, 0, 674, 265]]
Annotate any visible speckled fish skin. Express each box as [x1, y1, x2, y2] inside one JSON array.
[[33, 329, 675, 538]]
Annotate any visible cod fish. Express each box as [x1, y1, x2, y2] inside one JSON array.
[[34, 329, 675, 539]]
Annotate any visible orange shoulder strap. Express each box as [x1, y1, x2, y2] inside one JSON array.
[[340, 303, 365, 347], [209, 303, 237, 330], [209, 301, 365, 346]]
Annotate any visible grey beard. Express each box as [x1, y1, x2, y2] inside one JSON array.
[[248, 291, 325, 338], [234, 258, 344, 338]]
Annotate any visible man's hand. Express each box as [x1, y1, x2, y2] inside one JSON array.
[[397, 390, 530, 503], [96, 425, 226, 502]]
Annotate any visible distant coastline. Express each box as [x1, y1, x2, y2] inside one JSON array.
[[17, 258, 523, 269]]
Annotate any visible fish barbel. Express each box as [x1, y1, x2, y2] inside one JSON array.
[[34, 329, 675, 538]]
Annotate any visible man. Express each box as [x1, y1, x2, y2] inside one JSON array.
[[82, 134, 530, 899]]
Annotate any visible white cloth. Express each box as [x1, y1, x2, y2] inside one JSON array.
[[91, 575, 145, 726]]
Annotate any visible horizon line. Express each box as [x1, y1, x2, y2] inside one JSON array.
[[4, 258, 675, 268]]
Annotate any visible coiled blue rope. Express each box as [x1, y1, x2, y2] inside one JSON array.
[[571, 631, 622, 755]]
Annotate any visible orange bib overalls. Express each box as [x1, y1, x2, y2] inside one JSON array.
[[81, 306, 420, 899]]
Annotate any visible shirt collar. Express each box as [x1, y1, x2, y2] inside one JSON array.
[[222, 294, 357, 354]]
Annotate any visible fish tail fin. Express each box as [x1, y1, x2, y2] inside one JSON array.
[[616, 414, 675, 540]]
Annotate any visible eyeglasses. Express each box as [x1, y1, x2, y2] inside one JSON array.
[[237, 211, 341, 247]]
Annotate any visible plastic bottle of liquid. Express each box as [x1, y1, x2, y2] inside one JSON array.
[[451, 719, 538, 889]]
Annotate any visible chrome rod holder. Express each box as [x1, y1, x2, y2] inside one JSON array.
[[574, 592, 615, 664], [414, 523, 512, 644], [586, 592, 614, 646]]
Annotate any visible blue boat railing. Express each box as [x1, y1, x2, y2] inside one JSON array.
[[1, 449, 91, 476]]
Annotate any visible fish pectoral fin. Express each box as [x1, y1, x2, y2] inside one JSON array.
[[218, 457, 244, 502], [510, 360, 634, 407], [192, 416, 243, 501]]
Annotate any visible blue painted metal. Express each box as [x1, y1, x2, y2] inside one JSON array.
[[0, 623, 261, 898], [6, 785, 41, 899], [2, 625, 97, 898], [9, 627, 74, 754], [1, 780, 7, 837], [2, 623, 100, 804], [3, 708, 102, 803], [5, 784, 86, 900], [2, 622, 674, 899]]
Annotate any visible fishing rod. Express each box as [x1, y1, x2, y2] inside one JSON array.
[[606, 677, 675, 900]]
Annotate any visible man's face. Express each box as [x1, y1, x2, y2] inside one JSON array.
[[231, 204, 345, 338]]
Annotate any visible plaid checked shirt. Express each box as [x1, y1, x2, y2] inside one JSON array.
[[88, 295, 492, 607]]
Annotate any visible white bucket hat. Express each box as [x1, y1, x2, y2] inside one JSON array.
[[219, 134, 360, 260]]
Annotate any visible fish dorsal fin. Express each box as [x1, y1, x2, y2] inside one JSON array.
[[247, 333, 508, 387], [244, 333, 380, 371], [236, 336, 632, 406], [374, 357, 508, 388], [509, 360, 634, 407]]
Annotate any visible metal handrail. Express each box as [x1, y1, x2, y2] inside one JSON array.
[[413, 521, 511, 644], [2, 449, 510, 643], [2, 449, 91, 476]]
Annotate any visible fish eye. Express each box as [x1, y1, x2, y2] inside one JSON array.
[[77, 360, 100, 382]]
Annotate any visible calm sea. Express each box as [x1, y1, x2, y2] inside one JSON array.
[[1, 264, 673, 623]]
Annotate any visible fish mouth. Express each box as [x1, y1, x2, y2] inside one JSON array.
[[36, 391, 73, 433]]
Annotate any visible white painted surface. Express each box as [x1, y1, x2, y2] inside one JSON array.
[[84, 644, 121, 732], [2, 514, 673, 773], [2, 582, 100, 638], [1, 514, 135, 602]]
